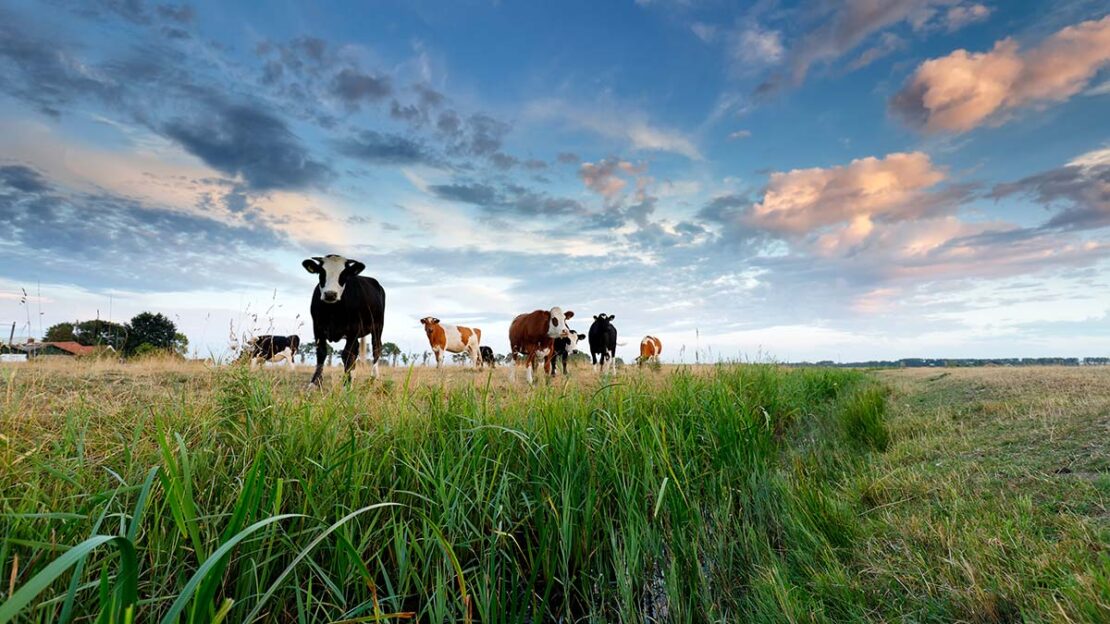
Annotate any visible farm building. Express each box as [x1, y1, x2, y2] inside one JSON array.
[[3, 340, 97, 357]]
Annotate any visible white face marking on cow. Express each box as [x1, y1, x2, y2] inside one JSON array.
[[303, 254, 365, 303], [547, 307, 573, 339]]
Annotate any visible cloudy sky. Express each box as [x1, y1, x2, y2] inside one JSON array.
[[1, 0, 1108, 362]]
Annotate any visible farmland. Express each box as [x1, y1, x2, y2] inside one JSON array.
[[1, 361, 1107, 622]]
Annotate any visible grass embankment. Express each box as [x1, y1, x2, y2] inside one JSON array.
[[2, 362, 882, 622]]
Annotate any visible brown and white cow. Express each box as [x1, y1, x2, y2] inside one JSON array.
[[508, 307, 575, 384], [420, 317, 482, 367], [639, 335, 662, 365]]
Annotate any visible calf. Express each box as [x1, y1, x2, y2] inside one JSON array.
[[508, 307, 575, 384], [551, 330, 585, 376], [420, 317, 482, 367], [588, 314, 618, 374], [639, 335, 662, 366], [479, 346, 496, 368], [247, 335, 300, 369], [303, 254, 386, 386]]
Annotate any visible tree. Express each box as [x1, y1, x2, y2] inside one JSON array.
[[44, 322, 76, 342], [125, 312, 176, 355], [381, 342, 401, 366], [74, 320, 127, 350], [173, 332, 190, 357]]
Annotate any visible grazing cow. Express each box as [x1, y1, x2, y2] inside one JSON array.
[[550, 330, 586, 376], [508, 307, 575, 384], [302, 254, 385, 386], [639, 335, 662, 366], [588, 314, 618, 374], [420, 317, 482, 367], [479, 346, 497, 368], [247, 335, 300, 369]]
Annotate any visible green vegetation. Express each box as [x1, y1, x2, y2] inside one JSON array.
[[1, 363, 1106, 622]]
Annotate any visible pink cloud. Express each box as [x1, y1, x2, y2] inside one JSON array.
[[892, 16, 1110, 133], [579, 158, 646, 200], [747, 151, 948, 236]]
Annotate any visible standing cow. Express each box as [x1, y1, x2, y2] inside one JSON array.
[[420, 317, 482, 368], [302, 255, 385, 387], [639, 335, 662, 366], [551, 330, 585, 376], [508, 307, 575, 384], [588, 314, 618, 374]]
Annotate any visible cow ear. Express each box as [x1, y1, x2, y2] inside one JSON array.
[[302, 258, 322, 274], [345, 259, 366, 275], [608, 314, 615, 321], [593, 314, 600, 320], [564, 310, 574, 320], [433, 318, 440, 324]]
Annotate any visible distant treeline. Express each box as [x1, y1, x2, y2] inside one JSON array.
[[793, 357, 1110, 368]]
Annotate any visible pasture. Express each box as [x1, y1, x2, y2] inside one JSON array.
[[1, 361, 1107, 622]]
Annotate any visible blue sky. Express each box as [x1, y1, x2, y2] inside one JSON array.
[[1, 0, 1108, 361]]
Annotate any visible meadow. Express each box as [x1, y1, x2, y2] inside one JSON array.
[[0, 360, 1106, 623]]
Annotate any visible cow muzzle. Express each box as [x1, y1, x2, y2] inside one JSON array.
[[322, 291, 339, 303]]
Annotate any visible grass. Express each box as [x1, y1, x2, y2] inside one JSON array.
[[0, 360, 1106, 622]]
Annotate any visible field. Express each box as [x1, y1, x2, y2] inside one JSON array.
[[1, 360, 1107, 623]]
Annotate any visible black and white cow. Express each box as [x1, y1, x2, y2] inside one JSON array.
[[550, 330, 585, 376], [302, 254, 385, 387], [588, 313, 618, 374], [247, 335, 300, 369], [478, 345, 497, 368]]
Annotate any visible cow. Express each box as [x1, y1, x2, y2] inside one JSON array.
[[639, 335, 662, 366], [479, 346, 497, 368], [588, 314, 618, 374], [247, 335, 300, 369], [550, 330, 586, 376], [508, 307, 575, 384], [302, 254, 385, 387], [420, 317, 482, 368]]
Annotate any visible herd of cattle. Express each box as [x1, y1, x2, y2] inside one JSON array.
[[246, 254, 663, 385]]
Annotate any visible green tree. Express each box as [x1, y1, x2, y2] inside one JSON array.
[[173, 332, 190, 357], [381, 342, 402, 366], [44, 322, 76, 342], [125, 312, 176, 355], [74, 320, 127, 350]]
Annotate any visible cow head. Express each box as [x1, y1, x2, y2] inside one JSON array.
[[289, 335, 301, 354], [547, 307, 574, 338], [302, 255, 365, 303], [567, 330, 585, 354], [419, 317, 441, 334], [593, 313, 615, 324]]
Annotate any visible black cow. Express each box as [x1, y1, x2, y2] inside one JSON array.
[[302, 254, 385, 386], [247, 335, 300, 368], [550, 330, 585, 376], [589, 313, 618, 374], [478, 346, 497, 368]]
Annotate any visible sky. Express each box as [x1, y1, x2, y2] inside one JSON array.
[[1, 0, 1108, 363]]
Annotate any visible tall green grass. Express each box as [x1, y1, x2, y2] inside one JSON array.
[[1, 365, 885, 622]]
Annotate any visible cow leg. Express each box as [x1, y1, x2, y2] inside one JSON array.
[[524, 350, 536, 385], [370, 327, 382, 379], [561, 353, 568, 376], [340, 337, 360, 386], [310, 339, 328, 387], [434, 348, 444, 369]]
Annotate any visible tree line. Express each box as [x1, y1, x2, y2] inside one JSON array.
[[43, 312, 188, 357]]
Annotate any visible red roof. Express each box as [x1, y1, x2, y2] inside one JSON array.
[[42, 342, 97, 356]]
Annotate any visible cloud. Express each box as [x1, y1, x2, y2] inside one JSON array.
[[991, 146, 1110, 231], [331, 68, 392, 110], [847, 32, 907, 70], [525, 99, 702, 160], [428, 181, 584, 217], [335, 130, 436, 166], [892, 16, 1110, 133], [727, 129, 752, 140], [731, 25, 784, 67], [942, 3, 990, 31], [691, 22, 717, 43], [0, 164, 288, 291], [557, 152, 580, 164], [745, 151, 952, 236], [164, 100, 332, 191], [579, 158, 645, 201]]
